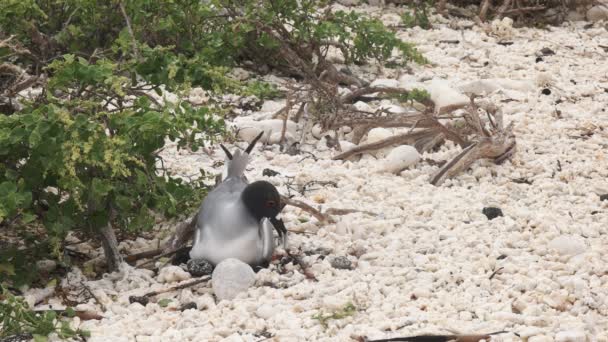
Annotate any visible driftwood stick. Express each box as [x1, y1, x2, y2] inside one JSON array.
[[144, 276, 211, 298], [125, 248, 163, 264], [281, 195, 333, 223], [333, 129, 438, 160], [34, 309, 103, 321], [430, 133, 516, 186], [479, 0, 492, 21], [136, 246, 191, 268], [324, 208, 376, 216], [340, 86, 433, 106]]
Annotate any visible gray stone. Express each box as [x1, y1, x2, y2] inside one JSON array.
[[330, 256, 353, 270], [187, 259, 214, 277]]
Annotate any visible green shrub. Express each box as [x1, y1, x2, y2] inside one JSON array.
[[0, 286, 89, 340], [0, 1, 427, 338]]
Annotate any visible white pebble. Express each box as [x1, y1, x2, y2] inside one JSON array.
[[381, 145, 421, 173], [157, 266, 191, 283], [555, 330, 587, 342], [548, 235, 587, 256], [212, 258, 255, 301]]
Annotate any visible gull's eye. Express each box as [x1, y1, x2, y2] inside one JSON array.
[[265, 200, 276, 208]]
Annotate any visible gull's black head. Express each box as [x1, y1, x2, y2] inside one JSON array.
[[242, 180, 282, 221]]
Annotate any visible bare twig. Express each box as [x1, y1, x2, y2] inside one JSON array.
[[118, 1, 140, 59], [430, 126, 516, 186], [34, 309, 103, 321], [324, 208, 376, 217], [281, 195, 333, 223], [332, 129, 438, 160], [143, 276, 211, 298], [479, 0, 492, 21]]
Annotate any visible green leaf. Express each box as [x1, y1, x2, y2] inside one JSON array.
[[65, 307, 76, 318], [158, 298, 171, 307], [21, 212, 37, 224], [0, 262, 16, 276]]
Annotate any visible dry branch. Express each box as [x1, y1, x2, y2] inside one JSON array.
[[143, 276, 211, 298], [281, 195, 333, 223], [333, 129, 438, 160], [430, 99, 516, 186]]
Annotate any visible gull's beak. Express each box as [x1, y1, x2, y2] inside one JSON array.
[[270, 217, 288, 249]]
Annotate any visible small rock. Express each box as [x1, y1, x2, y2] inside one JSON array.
[[330, 256, 353, 270], [548, 235, 587, 256], [370, 78, 400, 88], [353, 101, 373, 112], [158, 265, 192, 283], [587, 5, 608, 22], [188, 87, 209, 105], [129, 296, 149, 306], [230, 67, 250, 81], [529, 336, 553, 342], [599, 194, 608, 201], [540, 47, 555, 56], [381, 145, 421, 173], [482, 207, 503, 220], [425, 79, 469, 111], [541, 88, 552, 95], [311, 124, 324, 139], [262, 168, 281, 177], [235, 118, 298, 144], [260, 100, 284, 113], [36, 259, 57, 273], [179, 302, 198, 311], [365, 127, 392, 143], [255, 304, 276, 319], [338, 140, 357, 154], [187, 259, 214, 277], [211, 258, 256, 300], [555, 330, 586, 342]]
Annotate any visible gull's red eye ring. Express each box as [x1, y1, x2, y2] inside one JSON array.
[[265, 200, 276, 208]]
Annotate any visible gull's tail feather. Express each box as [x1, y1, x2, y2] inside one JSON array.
[[226, 149, 249, 179], [224, 131, 264, 179]]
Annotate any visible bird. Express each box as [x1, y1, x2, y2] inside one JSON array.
[[189, 132, 287, 267]]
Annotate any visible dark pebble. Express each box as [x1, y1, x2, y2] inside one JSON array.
[[541, 88, 551, 95], [179, 302, 198, 311], [129, 296, 149, 306], [540, 47, 555, 56], [263, 168, 281, 177], [187, 259, 214, 277], [535, 57, 543, 63], [330, 256, 352, 270], [482, 207, 503, 220], [600, 194, 608, 202]]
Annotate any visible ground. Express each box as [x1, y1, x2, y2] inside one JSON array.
[[44, 6, 608, 342]]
